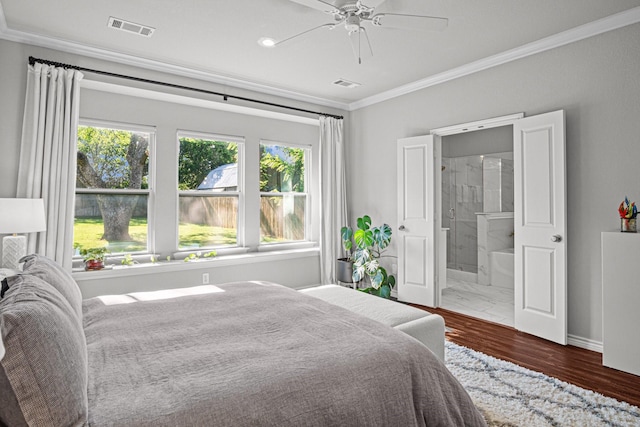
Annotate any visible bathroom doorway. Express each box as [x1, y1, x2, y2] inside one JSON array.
[[440, 125, 515, 327]]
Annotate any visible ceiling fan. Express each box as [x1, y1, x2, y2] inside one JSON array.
[[275, 0, 448, 64]]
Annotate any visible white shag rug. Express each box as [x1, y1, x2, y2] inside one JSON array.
[[445, 342, 640, 427]]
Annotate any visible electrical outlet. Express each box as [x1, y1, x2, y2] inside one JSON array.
[[391, 263, 398, 274], [202, 273, 209, 284]]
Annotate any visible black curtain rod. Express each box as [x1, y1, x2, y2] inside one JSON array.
[[28, 56, 343, 120]]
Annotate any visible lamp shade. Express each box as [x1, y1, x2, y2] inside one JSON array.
[[0, 198, 47, 234]]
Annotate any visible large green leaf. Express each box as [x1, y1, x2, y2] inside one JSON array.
[[353, 248, 371, 265], [370, 269, 384, 289], [387, 275, 396, 288], [372, 224, 392, 250], [341, 226, 353, 251], [356, 215, 371, 231], [352, 263, 365, 283], [378, 284, 391, 299], [354, 228, 374, 249], [365, 259, 379, 273]]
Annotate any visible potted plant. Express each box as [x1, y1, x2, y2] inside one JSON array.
[[340, 215, 396, 298], [80, 247, 109, 271], [121, 253, 138, 266], [337, 234, 355, 283]]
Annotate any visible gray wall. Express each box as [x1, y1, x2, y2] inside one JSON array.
[[442, 125, 513, 158], [348, 23, 640, 344], [0, 38, 346, 295]]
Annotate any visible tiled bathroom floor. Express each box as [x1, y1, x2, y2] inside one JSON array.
[[440, 277, 514, 327]]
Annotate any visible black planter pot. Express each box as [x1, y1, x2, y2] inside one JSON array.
[[336, 258, 354, 283]]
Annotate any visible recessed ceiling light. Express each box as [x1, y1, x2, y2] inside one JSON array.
[[258, 37, 276, 48]]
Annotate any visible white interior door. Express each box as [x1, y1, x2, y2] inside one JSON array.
[[513, 110, 567, 345], [397, 135, 436, 307]]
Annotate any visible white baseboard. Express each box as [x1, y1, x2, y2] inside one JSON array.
[[568, 334, 603, 353]]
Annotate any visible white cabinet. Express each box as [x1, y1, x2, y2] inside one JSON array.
[[601, 232, 640, 376]]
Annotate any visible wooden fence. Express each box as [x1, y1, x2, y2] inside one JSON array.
[[179, 195, 306, 241], [76, 194, 305, 241]]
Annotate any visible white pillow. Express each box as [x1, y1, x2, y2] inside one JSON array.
[[0, 268, 20, 281]]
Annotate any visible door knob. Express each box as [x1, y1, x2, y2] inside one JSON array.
[[399, 225, 406, 231], [551, 234, 562, 242]]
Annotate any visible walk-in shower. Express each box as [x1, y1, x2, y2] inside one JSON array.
[[442, 155, 483, 273], [442, 154, 514, 275]]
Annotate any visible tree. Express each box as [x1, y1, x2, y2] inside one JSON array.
[[77, 126, 149, 242], [178, 138, 237, 190], [259, 145, 305, 192]]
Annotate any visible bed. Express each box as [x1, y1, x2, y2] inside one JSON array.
[[0, 254, 486, 426]]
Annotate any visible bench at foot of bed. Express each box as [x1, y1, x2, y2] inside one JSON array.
[[300, 284, 445, 362]]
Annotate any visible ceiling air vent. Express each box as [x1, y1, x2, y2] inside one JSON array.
[[108, 16, 155, 37], [332, 78, 361, 89]]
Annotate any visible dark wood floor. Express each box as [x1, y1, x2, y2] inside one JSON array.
[[410, 305, 640, 408]]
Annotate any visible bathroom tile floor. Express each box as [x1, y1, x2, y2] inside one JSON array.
[[440, 277, 514, 327]]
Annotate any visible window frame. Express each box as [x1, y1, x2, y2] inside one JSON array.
[[176, 130, 245, 251], [75, 118, 156, 256], [258, 139, 312, 247]]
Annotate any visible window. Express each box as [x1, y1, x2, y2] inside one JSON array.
[[259, 142, 309, 244], [177, 132, 243, 250], [75, 122, 153, 254], [75, 99, 318, 266]]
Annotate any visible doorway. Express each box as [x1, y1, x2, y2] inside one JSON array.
[[397, 110, 567, 345], [439, 126, 515, 326]]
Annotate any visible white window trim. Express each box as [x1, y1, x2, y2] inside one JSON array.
[[176, 130, 245, 251], [72, 247, 320, 279], [76, 118, 157, 256], [259, 139, 312, 247]]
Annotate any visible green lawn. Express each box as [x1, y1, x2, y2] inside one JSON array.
[[74, 217, 148, 252], [74, 217, 240, 253], [178, 222, 237, 249]]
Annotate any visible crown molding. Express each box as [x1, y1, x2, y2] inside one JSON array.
[[348, 6, 640, 111], [0, 2, 350, 113]]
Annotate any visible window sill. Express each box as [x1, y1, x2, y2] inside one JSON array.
[[71, 246, 319, 281]]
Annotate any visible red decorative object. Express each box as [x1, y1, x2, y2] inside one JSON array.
[[85, 259, 104, 271]]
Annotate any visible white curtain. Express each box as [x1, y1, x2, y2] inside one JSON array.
[[319, 116, 348, 284], [17, 62, 83, 270]]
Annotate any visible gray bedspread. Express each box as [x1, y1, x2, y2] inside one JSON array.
[[83, 281, 486, 426]]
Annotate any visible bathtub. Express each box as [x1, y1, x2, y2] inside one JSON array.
[[490, 248, 514, 289]]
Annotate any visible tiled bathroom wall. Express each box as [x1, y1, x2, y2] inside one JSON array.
[[477, 213, 515, 285], [443, 155, 483, 273], [483, 154, 514, 213], [443, 152, 514, 276]]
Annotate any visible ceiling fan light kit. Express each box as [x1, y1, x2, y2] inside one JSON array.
[[258, 37, 277, 47], [263, 0, 448, 63]]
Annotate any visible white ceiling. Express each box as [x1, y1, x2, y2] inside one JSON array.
[[2, 0, 640, 110]]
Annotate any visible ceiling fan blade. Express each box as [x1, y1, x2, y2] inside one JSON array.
[[288, 0, 340, 13], [371, 13, 448, 31], [275, 22, 338, 46], [348, 27, 373, 64]]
